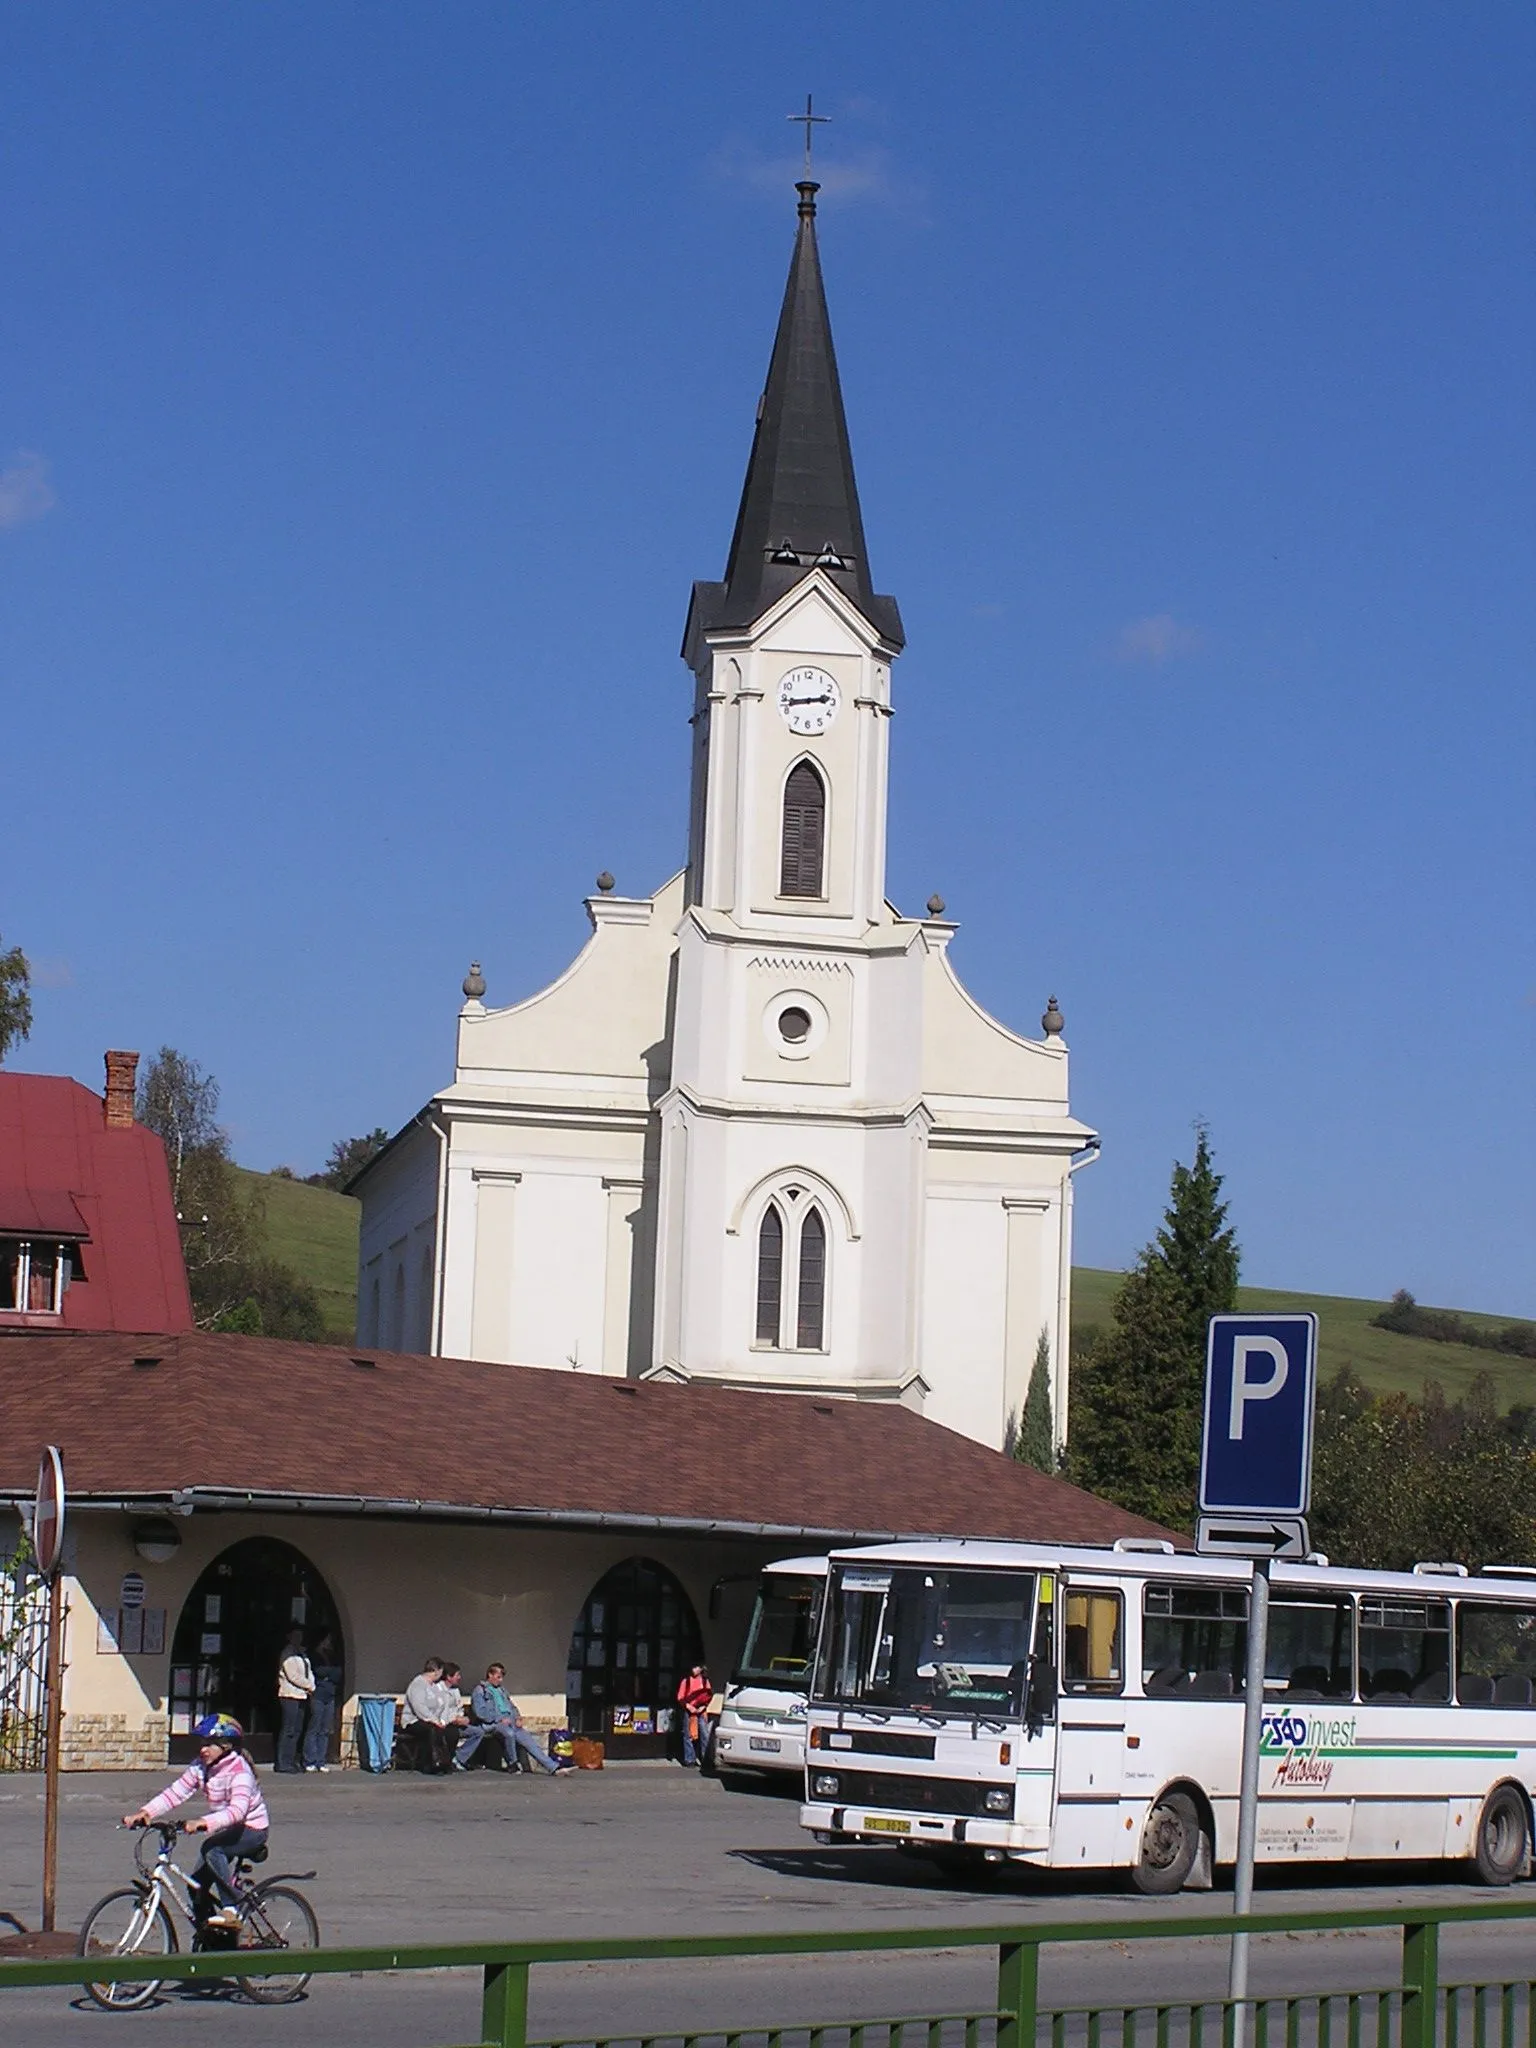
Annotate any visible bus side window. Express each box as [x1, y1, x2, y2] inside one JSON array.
[[1456, 1604, 1536, 1707], [1142, 1582, 1249, 1697], [1266, 1597, 1354, 1701], [1062, 1588, 1124, 1695], [1358, 1596, 1450, 1703]]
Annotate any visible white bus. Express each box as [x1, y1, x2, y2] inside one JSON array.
[[801, 1537, 1536, 1892], [714, 1557, 827, 1790]]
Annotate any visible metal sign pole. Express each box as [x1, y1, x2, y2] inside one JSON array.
[[1228, 1556, 1272, 2048], [41, 1569, 65, 1933]]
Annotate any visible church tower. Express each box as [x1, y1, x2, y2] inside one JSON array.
[[680, 179, 904, 932], [354, 177, 1094, 1455], [648, 181, 1095, 1444]]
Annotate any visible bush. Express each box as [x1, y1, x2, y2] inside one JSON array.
[[1373, 1290, 1536, 1361], [1313, 1367, 1536, 1570]]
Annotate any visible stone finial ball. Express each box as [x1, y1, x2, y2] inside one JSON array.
[[1042, 995, 1065, 1038], [926, 893, 946, 917], [462, 961, 487, 1002], [596, 871, 616, 894]]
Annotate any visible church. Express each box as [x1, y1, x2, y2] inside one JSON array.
[[354, 177, 1096, 1453]]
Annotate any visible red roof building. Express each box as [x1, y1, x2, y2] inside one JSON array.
[[0, 1328, 1174, 1546], [0, 1330, 1176, 1769], [0, 1051, 193, 1334]]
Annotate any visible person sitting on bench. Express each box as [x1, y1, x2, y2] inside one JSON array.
[[453, 1663, 571, 1775], [399, 1656, 468, 1774]]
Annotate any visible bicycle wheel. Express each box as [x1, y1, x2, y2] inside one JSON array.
[[78, 1886, 178, 2010], [237, 1883, 319, 2003]]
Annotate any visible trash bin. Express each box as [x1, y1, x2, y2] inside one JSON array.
[[356, 1694, 396, 1772]]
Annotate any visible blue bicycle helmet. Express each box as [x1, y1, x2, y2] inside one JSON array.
[[192, 1712, 243, 1744]]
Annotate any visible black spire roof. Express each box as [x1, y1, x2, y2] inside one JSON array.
[[686, 182, 903, 653]]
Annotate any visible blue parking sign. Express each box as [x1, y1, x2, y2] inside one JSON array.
[[1199, 1314, 1317, 1517]]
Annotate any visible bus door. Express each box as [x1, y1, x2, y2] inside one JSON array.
[[1053, 1580, 1128, 1866]]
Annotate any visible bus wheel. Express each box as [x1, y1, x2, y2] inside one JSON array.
[[1131, 1791, 1201, 1895], [1473, 1785, 1529, 1886]]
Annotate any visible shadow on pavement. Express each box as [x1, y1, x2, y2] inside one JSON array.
[[730, 1844, 1484, 1905]]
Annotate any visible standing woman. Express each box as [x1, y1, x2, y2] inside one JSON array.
[[677, 1664, 713, 1767], [275, 1626, 314, 1774], [303, 1631, 343, 1773]]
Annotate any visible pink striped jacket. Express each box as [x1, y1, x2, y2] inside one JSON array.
[[144, 1750, 270, 1836]]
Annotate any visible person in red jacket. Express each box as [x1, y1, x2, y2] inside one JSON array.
[[677, 1665, 713, 1767]]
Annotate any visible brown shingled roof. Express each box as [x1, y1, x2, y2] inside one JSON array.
[[0, 1330, 1176, 1546]]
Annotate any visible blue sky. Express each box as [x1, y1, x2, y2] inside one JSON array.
[[3, 5, 1531, 1315]]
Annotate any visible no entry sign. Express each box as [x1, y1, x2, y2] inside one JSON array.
[[33, 1446, 66, 1579]]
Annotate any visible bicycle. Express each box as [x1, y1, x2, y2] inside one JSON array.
[[78, 1822, 319, 2011]]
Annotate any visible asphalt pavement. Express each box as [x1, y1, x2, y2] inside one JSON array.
[[2, 1764, 1532, 2048]]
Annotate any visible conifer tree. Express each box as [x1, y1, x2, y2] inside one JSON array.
[[1067, 1125, 1239, 1529], [1016, 1328, 1055, 1472]]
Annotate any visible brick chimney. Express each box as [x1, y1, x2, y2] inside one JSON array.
[[104, 1050, 139, 1129]]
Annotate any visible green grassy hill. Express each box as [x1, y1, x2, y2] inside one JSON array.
[[234, 1172, 1533, 1404], [1072, 1268, 1536, 1409], [235, 1168, 360, 1342]]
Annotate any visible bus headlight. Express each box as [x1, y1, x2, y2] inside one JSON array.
[[812, 1773, 841, 1799], [982, 1788, 1013, 1816]]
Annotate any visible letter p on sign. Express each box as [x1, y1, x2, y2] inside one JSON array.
[[1229, 1337, 1289, 1439]]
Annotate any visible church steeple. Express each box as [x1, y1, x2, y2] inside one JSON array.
[[686, 182, 904, 651]]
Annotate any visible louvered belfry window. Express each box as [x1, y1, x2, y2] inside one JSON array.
[[796, 1207, 826, 1350], [756, 1205, 784, 1344], [780, 761, 826, 897]]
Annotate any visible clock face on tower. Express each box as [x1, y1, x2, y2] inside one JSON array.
[[777, 666, 841, 736]]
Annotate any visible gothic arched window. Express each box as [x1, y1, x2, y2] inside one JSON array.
[[753, 1192, 830, 1352], [796, 1206, 826, 1350], [780, 760, 825, 898], [756, 1204, 784, 1344]]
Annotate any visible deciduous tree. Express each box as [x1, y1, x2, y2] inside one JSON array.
[[1312, 1368, 1536, 1570], [0, 934, 32, 1064], [137, 1047, 265, 1327], [310, 1128, 390, 1192]]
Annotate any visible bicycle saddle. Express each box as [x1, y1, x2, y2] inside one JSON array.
[[237, 1845, 270, 1867]]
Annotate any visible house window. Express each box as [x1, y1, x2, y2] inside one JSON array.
[[0, 1240, 71, 1315], [779, 761, 825, 898], [753, 1192, 829, 1353]]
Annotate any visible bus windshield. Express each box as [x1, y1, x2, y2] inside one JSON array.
[[735, 1573, 823, 1689], [814, 1565, 1036, 1715]]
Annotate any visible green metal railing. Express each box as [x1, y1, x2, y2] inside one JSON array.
[[2, 1898, 1534, 2048]]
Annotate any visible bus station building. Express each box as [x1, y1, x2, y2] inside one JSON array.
[[0, 1329, 1171, 1770]]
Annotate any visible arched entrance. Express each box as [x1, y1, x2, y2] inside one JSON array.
[[168, 1537, 343, 1763], [565, 1557, 702, 1759]]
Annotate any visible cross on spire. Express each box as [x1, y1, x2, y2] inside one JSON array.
[[787, 93, 829, 175]]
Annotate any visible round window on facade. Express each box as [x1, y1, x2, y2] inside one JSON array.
[[778, 1007, 812, 1045]]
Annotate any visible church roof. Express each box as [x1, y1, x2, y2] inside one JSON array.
[[686, 182, 904, 652], [0, 1330, 1174, 1548]]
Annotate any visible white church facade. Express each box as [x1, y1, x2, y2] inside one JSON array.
[[354, 178, 1097, 1452]]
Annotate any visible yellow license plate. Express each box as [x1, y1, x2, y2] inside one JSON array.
[[864, 1815, 911, 1834]]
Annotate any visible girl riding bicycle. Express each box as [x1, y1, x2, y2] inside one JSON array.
[[123, 1713, 270, 1932]]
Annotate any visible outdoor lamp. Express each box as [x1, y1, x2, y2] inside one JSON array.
[[131, 1518, 182, 1564]]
